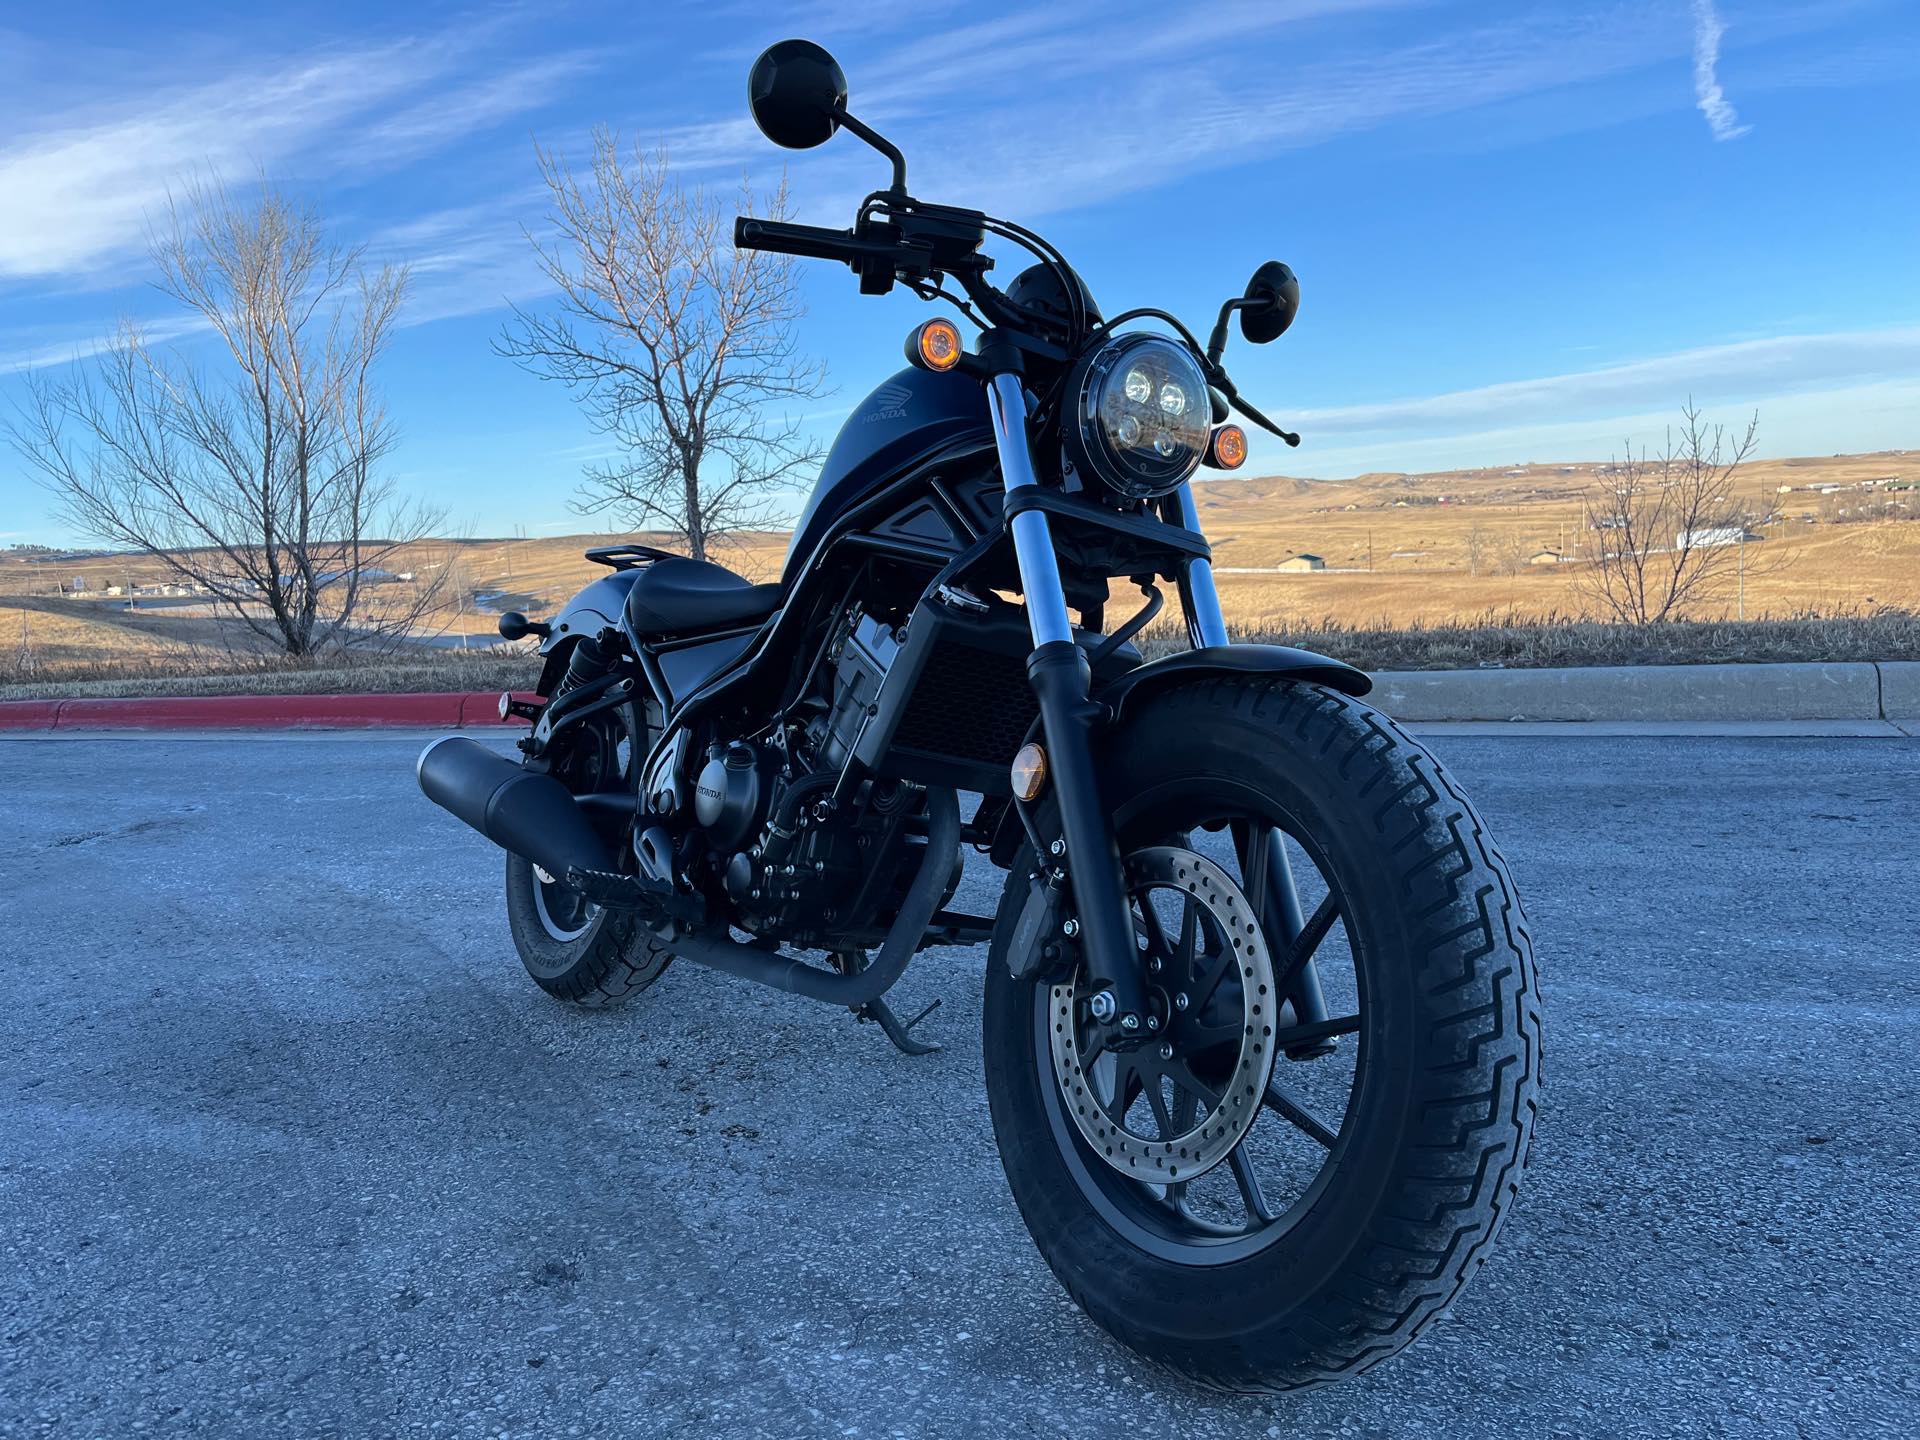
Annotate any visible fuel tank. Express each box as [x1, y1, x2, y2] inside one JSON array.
[[783, 365, 992, 578]]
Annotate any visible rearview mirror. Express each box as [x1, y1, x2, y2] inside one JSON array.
[[748, 39, 849, 150], [1239, 261, 1300, 344]]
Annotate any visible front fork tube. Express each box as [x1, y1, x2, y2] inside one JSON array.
[[988, 372, 1149, 1028], [1175, 481, 1331, 1039]]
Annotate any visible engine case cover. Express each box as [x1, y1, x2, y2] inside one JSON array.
[[694, 742, 767, 851]]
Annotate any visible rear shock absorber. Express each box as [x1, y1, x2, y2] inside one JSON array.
[[554, 629, 618, 699]]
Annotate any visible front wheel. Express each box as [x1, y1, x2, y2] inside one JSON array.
[[982, 678, 1540, 1391]]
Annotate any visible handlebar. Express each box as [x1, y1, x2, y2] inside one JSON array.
[[733, 217, 899, 266]]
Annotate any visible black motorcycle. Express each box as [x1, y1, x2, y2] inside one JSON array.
[[419, 39, 1539, 1391]]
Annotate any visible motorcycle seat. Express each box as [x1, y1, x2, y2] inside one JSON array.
[[623, 556, 782, 635]]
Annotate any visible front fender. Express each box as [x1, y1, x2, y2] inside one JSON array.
[[1096, 643, 1370, 719]]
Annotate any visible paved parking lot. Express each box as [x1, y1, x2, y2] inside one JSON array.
[[2, 728, 1916, 1437]]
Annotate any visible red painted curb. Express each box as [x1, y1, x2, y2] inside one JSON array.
[[0, 692, 537, 732]]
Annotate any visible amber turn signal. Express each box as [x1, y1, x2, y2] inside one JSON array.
[[909, 317, 964, 372], [1207, 424, 1248, 470], [1011, 742, 1048, 802]]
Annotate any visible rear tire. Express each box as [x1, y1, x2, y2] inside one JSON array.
[[982, 677, 1540, 1391], [503, 695, 672, 1007], [505, 854, 672, 1007]]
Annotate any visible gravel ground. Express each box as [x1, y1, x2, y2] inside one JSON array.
[[1, 728, 1916, 1437]]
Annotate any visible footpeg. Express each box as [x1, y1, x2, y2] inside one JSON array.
[[564, 866, 703, 924]]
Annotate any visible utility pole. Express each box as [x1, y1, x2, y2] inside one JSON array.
[[1368, 531, 1374, 573], [1737, 534, 1746, 621]]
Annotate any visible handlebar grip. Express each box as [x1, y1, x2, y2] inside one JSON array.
[[734, 216, 871, 263]]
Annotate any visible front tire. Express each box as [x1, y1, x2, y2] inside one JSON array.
[[982, 678, 1540, 1391]]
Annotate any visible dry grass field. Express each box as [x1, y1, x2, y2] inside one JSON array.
[[5, 448, 1915, 694]]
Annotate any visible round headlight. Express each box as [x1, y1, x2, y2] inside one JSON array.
[[1065, 333, 1211, 500]]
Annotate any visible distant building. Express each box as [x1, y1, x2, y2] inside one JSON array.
[[1528, 549, 1564, 565], [1276, 553, 1326, 573], [1678, 526, 1763, 549], [315, 567, 403, 588]]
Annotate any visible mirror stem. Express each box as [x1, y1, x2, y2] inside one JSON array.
[[833, 104, 907, 195], [1206, 298, 1255, 366]]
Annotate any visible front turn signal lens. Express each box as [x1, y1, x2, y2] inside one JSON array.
[[1207, 423, 1248, 470], [909, 317, 964, 372], [1011, 742, 1048, 802]]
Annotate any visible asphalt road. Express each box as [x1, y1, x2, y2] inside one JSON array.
[[2, 729, 1916, 1437]]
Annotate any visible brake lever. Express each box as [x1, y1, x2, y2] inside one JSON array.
[[1203, 360, 1301, 447], [1231, 392, 1301, 448]]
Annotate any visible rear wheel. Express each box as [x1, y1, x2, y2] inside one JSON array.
[[504, 701, 672, 1007], [982, 678, 1539, 1391]]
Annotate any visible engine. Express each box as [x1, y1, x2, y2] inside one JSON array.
[[685, 603, 927, 949]]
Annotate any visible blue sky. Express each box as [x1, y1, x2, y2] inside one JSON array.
[[2, 0, 1917, 544]]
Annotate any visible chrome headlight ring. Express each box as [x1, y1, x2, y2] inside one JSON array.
[[1063, 332, 1212, 501]]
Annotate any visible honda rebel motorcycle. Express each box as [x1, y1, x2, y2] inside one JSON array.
[[418, 39, 1539, 1391]]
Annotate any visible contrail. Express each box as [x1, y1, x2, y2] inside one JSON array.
[[1691, 0, 1752, 141]]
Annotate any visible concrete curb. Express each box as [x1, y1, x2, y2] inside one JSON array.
[[1370, 661, 1914, 723], [3, 661, 1916, 732], [0, 691, 531, 732]]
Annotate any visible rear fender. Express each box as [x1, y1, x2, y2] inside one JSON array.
[[527, 571, 645, 698], [539, 571, 643, 657]]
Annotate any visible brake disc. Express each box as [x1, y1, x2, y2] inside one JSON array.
[[1048, 846, 1279, 1185]]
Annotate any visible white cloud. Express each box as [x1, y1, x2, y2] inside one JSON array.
[[1691, 0, 1752, 141], [0, 36, 586, 282], [1268, 378, 1920, 478], [1291, 328, 1920, 436]]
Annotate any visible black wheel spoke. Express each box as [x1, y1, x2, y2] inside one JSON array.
[[1102, 1060, 1141, 1125], [1170, 1080, 1200, 1135], [1273, 893, 1341, 994], [1270, 1012, 1360, 1049], [1176, 895, 1198, 980], [1228, 1145, 1279, 1224], [1173, 1066, 1221, 1110], [1262, 1080, 1338, 1148], [1190, 936, 1238, 1008], [1081, 1027, 1110, 1070], [1241, 824, 1272, 922], [1138, 892, 1177, 967], [1144, 1077, 1176, 1139]]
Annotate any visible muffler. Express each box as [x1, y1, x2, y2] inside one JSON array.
[[416, 735, 616, 881]]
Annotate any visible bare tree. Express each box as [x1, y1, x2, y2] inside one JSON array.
[[8, 182, 444, 659], [1578, 403, 1774, 623], [498, 133, 828, 562]]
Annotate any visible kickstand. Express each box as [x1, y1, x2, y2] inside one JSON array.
[[856, 995, 944, 1056]]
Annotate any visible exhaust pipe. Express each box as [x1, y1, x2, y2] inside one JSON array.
[[416, 735, 616, 881]]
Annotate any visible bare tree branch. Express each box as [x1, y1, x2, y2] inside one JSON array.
[[6, 180, 446, 658], [497, 135, 828, 562], [1577, 402, 1778, 623]]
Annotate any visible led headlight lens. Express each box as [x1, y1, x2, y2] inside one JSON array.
[[1067, 334, 1212, 500]]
